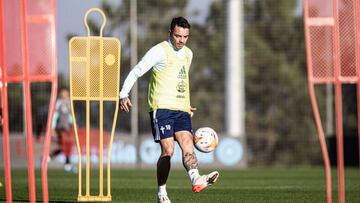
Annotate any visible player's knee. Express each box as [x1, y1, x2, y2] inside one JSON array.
[[162, 147, 174, 157], [181, 141, 194, 154]]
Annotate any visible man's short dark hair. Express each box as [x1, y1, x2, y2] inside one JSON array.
[[170, 17, 190, 31]]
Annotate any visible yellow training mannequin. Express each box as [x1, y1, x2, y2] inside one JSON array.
[[69, 8, 121, 202]]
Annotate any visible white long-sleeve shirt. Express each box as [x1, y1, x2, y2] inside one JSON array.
[[119, 40, 193, 99]]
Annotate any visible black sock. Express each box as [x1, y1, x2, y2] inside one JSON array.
[[157, 156, 171, 186], [65, 157, 70, 164]]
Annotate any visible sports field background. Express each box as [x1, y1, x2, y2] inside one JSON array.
[[2, 0, 360, 202], [1, 168, 359, 202]]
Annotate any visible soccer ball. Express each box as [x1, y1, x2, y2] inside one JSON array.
[[193, 127, 218, 153]]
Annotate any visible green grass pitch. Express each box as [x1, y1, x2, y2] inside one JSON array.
[[0, 167, 359, 202]]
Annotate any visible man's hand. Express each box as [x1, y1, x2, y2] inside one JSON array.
[[120, 97, 132, 113], [189, 106, 197, 117]]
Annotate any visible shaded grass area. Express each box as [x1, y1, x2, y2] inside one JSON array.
[[0, 167, 359, 202]]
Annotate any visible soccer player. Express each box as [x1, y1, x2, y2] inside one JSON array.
[[119, 17, 219, 203], [51, 87, 75, 172]]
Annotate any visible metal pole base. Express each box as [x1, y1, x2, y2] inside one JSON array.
[[78, 195, 112, 202]]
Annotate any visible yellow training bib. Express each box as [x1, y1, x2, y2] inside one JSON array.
[[148, 41, 191, 113]]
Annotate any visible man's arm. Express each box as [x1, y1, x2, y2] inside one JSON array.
[[119, 44, 165, 112]]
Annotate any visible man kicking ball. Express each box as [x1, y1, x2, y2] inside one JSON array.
[[119, 17, 219, 203]]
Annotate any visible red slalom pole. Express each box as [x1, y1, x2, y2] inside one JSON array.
[[40, 0, 58, 202], [20, 1, 36, 202], [0, 0, 12, 202], [353, 0, 360, 176], [1, 86, 12, 203], [303, 1, 332, 202], [332, 0, 345, 202]]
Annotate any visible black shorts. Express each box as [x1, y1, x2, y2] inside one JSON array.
[[149, 109, 193, 143]]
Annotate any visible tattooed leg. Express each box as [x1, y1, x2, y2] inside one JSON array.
[[183, 152, 199, 171]]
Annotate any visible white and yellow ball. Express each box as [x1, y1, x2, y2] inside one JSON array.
[[193, 127, 218, 153]]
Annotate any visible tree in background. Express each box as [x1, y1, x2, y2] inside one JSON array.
[[244, 0, 322, 165]]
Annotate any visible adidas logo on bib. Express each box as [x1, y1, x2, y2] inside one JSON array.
[[177, 66, 187, 79]]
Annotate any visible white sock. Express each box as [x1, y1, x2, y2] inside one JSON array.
[[158, 185, 167, 195], [188, 169, 200, 184]]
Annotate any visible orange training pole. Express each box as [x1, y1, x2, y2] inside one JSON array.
[[303, 1, 332, 202], [20, 1, 36, 202], [40, 0, 58, 202], [332, 0, 345, 202], [354, 0, 360, 174], [1, 0, 58, 202], [0, 1, 13, 202]]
